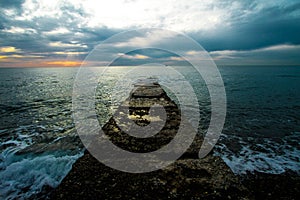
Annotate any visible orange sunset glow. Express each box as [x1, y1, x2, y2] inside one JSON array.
[[0, 57, 83, 67], [45, 61, 83, 67]]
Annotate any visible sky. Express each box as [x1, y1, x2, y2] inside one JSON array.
[[0, 0, 300, 67]]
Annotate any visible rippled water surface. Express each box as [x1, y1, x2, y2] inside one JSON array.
[[0, 66, 299, 199]]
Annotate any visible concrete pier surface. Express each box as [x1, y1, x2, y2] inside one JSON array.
[[50, 79, 251, 199]]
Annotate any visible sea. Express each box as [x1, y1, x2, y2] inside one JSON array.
[[0, 65, 299, 199]]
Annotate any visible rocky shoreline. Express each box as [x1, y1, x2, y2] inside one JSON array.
[[48, 79, 299, 200], [239, 170, 300, 200]]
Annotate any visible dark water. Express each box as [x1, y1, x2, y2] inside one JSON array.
[[216, 66, 300, 174], [0, 66, 299, 199], [0, 68, 83, 199]]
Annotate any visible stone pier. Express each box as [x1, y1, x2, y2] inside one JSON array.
[[50, 79, 251, 199]]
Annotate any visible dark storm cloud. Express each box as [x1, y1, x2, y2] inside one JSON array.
[[126, 49, 176, 59], [0, 0, 300, 66], [229, 3, 300, 49], [193, 1, 300, 51], [0, 1, 120, 55], [111, 48, 189, 66], [0, 0, 25, 8]]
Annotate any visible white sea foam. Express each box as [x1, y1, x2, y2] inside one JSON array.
[[0, 150, 83, 200], [215, 132, 300, 174], [0, 125, 83, 200]]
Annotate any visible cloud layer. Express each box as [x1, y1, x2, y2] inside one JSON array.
[[0, 0, 299, 67]]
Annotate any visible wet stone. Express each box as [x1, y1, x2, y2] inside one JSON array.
[[50, 79, 252, 200]]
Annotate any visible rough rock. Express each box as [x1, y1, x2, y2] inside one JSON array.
[[50, 79, 251, 199]]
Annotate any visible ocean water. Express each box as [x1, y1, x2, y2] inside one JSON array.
[[215, 66, 300, 174], [0, 66, 299, 199]]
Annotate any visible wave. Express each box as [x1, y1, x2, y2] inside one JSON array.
[[214, 132, 300, 174], [0, 151, 83, 199]]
